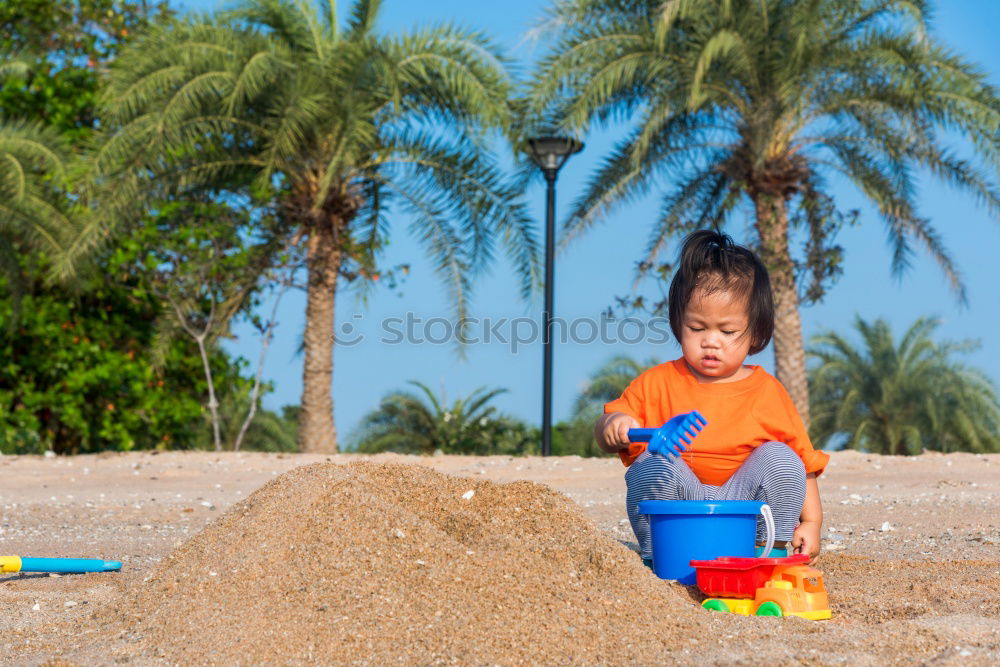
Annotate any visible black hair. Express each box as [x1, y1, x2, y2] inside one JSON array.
[[667, 229, 774, 355]]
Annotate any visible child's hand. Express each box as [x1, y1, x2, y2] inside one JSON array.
[[596, 413, 640, 453], [791, 520, 822, 563]]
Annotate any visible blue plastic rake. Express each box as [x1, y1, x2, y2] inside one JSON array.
[[628, 410, 707, 458]]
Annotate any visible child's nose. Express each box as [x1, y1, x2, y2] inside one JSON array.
[[702, 333, 720, 346]]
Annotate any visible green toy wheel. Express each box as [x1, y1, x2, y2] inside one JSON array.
[[702, 599, 730, 613], [755, 601, 783, 617]]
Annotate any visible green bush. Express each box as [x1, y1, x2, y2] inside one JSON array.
[[0, 272, 247, 454]]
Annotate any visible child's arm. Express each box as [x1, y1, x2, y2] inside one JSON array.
[[594, 412, 640, 454], [792, 472, 823, 562]]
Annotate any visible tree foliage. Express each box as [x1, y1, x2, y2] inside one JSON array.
[[191, 385, 298, 453], [530, 0, 1000, 424], [572, 354, 658, 416], [0, 198, 283, 454], [0, 1, 296, 454], [808, 316, 1000, 455], [0, 268, 235, 454], [0, 119, 73, 300], [79, 0, 539, 452], [557, 354, 662, 458], [0, 0, 173, 143], [349, 381, 534, 455], [121, 198, 286, 450]]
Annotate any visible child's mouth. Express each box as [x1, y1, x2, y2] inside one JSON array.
[[702, 355, 721, 368]]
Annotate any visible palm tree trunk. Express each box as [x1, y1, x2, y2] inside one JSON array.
[[298, 214, 342, 453], [753, 195, 811, 428]]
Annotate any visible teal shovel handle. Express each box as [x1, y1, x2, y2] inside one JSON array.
[[19, 558, 122, 573]]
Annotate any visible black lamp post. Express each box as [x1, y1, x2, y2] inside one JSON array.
[[527, 136, 583, 457]]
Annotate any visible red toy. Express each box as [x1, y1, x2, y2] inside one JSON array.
[[689, 555, 832, 620]]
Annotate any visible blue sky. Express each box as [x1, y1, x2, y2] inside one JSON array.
[[173, 0, 1000, 442]]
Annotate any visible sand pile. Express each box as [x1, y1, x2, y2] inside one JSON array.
[[5, 453, 1000, 665], [112, 462, 700, 664]]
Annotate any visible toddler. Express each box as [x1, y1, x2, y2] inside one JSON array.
[[595, 230, 827, 565]]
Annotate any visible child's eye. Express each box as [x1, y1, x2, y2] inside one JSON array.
[[723, 330, 738, 335], [688, 326, 704, 332]]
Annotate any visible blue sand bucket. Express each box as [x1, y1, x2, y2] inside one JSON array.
[[638, 500, 775, 584]]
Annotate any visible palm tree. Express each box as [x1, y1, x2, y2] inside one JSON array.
[[572, 354, 660, 417], [0, 58, 74, 319], [349, 381, 520, 455], [808, 316, 1000, 455], [530, 0, 1000, 426], [71, 0, 538, 452], [556, 354, 660, 457]]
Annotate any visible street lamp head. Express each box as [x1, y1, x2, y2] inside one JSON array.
[[527, 136, 584, 174]]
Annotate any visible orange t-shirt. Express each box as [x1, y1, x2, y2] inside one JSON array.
[[604, 359, 828, 486]]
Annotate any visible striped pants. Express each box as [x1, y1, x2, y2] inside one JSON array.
[[624, 442, 807, 560]]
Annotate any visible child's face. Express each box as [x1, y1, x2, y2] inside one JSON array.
[[680, 286, 753, 383]]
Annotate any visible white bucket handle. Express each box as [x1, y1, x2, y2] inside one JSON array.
[[759, 504, 776, 558]]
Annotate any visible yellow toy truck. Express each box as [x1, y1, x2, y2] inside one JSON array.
[[689, 555, 832, 620]]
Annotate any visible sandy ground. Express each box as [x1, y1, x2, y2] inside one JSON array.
[[0, 449, 998, 664]]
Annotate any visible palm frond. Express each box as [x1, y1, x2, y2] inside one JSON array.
[[0, 121, 75, 281], [349, 380, 517, 455], [530, 0, 1000, 339], [808, 315, 1000, 454], [572, 354, 660, 416]]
